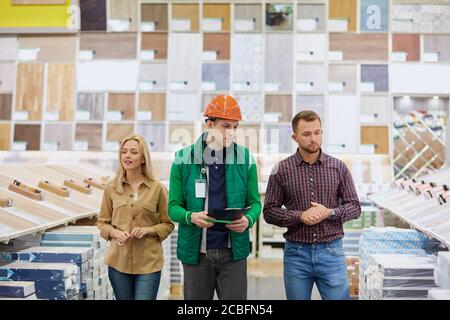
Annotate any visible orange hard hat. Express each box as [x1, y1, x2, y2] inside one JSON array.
[[203, 95, 242, 121]]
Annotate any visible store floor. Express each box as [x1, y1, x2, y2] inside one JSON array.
[[247, 258, 321, 300], [170, 258, 321, 300]]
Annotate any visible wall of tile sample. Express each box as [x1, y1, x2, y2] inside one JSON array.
[[0, 0, 448, 166]]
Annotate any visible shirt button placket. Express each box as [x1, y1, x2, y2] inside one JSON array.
[[309, 165, 315, 202], [310, 164, 317, 243]]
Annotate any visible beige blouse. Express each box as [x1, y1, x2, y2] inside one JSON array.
[[97, 178, 174, 274]]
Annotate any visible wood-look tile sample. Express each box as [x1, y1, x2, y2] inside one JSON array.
[[168, 33, 201, 91], [141, 3, 168, 31], [44, 123, 73, 151], [15, 63, 44, 121], [12, 0, 67, 4], [361, 64, 389, 92], [360, 95, 389, 126], [169, 124, 195, 148], [172, 3, 199, 32], [329, 0, 357, 32], [424, 35, 450, 62], [296, 64, 327, 92], [80, 0, 107, 31], [139, 63, 167, 91], [265, 3, 294, 31], [107, 93, 135, 120], [329, 64, 357, 93], [80, 33, 137, 60], [202, 63, 230, 91], [18, 35, 76, 62], [360, 0, 388, 32], [0, 62, 15, 91], [136, 123, 165, 152], [46, 63, 75, 121], [361, 126, 389, 154], [107, 124, 134, 142], [296, 95, 325, 121], [234, 4, 262, 32], [203, 33, 230, 61], [392, 34, 420, 61], [13, 124, 41, 151], [141, 32, 168, 60], [76, 93, 104, 121], [264, 95, 293, 122], [297, 4, 326, 32], [0, 124, 11, 150], [0, 94, 12, 120], [265, 34, 293, 92], [329, 34, 388, 61], [0, 37, 17, 61], [109, 0, 138, 32], [232, 34, 263, 92], [203, 3, 231, 32], [75, 124, 102, 151], [138, 93, 166, 121]]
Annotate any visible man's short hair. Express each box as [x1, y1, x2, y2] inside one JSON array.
[[292, 110, 322, 132]]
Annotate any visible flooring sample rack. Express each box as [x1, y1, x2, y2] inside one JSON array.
[[0, 162, 112, 244], [370, 167, 450, 249]]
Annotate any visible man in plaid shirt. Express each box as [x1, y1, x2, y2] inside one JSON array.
[[263, 110, 361, 300]]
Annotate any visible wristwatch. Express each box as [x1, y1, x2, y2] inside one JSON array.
[[328, 209, 337, 221]]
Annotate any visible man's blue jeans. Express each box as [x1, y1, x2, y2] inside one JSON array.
[[108, 267, 161, 300], [283, 238, 350, 300]]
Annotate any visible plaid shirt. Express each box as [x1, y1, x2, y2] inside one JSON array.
[[263, 149, 361, 243]]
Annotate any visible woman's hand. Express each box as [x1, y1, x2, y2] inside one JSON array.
[[131, 227, 156, 239], [110, 229, 131, 246]]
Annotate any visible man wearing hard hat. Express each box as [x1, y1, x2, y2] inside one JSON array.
[[168, 95, 262, 300]]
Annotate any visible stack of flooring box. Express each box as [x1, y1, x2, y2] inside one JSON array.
[[0, 281, 37, 299], [40, 226, 112, 300], [0, 224, 174, 299], [0, 261, 80, 300], [346, 257, 360, 298], [343, 209, 380, 257], [0, 245, 93, 300], [158, 235, 171, 300], [365, 254, 437, 300], [359, 227, 441, 300], [0, 225, 112, 299], [434, 252, 450, 290], [169, 226, 183, 297]]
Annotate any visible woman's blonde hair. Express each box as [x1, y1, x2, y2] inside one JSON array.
[[113, 134, 154, 194]]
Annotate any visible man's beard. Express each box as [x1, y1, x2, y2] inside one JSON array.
[[300, 144, 320, 154]]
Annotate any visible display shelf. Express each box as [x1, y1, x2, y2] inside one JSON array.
[[370, 168, 450, 249]]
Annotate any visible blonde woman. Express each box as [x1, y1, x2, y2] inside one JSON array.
[[97, 134, 174, 300]]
